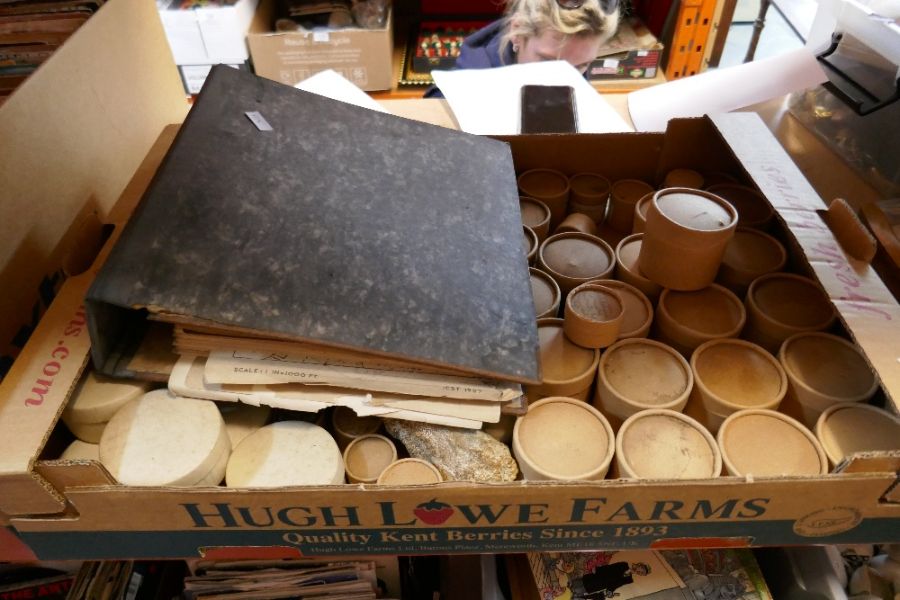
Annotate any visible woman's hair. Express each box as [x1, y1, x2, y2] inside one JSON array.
[[500, 0, 620, 60]]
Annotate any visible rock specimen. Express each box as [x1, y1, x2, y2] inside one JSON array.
[[385, 420, 518, 482]]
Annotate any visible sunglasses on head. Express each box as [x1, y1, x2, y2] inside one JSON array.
[[556, 0, 619, 10]]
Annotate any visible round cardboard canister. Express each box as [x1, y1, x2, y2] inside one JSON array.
[[529, 267, 562, 319], [655, 285, 746, 357], [219, 402, 271, 448], [639, 188, 739, 291], [99, 390, 230, 487], [555, 212, 598, 237], [520, 196, 552, 243], [343, 434, 398, 484], [569, 173, 611, 206], [717, 409, 828, 477], [484, 413, 518, 445], [779, 332, 879, 427], [631, 192, 655, 234], [594, 338, 693, 422], [376, 458, 443, 485], [743, 273, 837, 354], [526, 318, 599, 400], [690, 338, 787, 433], [563, 284, 623, 348], [569, 199, 608, 225], [518, 169, 570, 228], [60, 439, 100, 461], [523, 225, 539, 265], [662, 168, 705, 190], [816, 403, 900, 468], [538, 232, 615, 294], [616, 409, 721, 480], [614, 233, 662, 303], [706, 183, 775, 229], [608, 179, 655, 233], [589, 279, 653, 339], [513, 397, 615, 481], [66, 420, 108, 444], [331, 406, 382, 450], [716, 228, 787, 297], [62, 370, 152, 428], [226, 421, 344, 487], [703, 171, 739, 188]]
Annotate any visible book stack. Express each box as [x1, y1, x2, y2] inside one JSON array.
[[0, 0, 104, 102], [183, 560, 380, 600], [86, 66, 539, 429]]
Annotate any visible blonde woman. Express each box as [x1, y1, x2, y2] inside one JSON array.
[[426, 0, 619, 97]]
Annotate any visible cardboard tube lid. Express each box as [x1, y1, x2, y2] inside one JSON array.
[[530, 268, 560, 317], [515, 397, 613, 480], [618, 410, 720, 479], [226, 421, 344, 487], [663, 168, 705, 189], [377, 458, 443, 485], [719, 409, 827, 476], [592, 280, 653, 339], [602, 339, 691, 406], [661, 286, 744, 336], [656, 190, 735, 230], [537, 319, 597, 383], [612, 179, 654, 202], [750, 274, 835, 330], [616, 234, 646, 274], [568, 286, 622, 323], [332, 406, 382, 438], [220, 402, 271, 448], [520, 197, 551, 228], [60, 440, 100, 461], [62, 370, 152, 425], [721, 229, 786, 275], [541, 233, 612, 279], [816, 403, 900, 466], [100, 390, 229, 486], [344, 434, 397, 482], [781, 333, 877, 400], [693, 340, 786, 409], [518, 169, 568, 196], [569, 173, 610, 201]]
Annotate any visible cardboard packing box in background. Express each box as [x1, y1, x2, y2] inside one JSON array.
[[1, 0, 899, 561], [158, 0, 258, 66], [247, 0, 393, 91]]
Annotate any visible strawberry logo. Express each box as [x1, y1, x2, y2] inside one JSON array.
[[413, 499, 454, 525]]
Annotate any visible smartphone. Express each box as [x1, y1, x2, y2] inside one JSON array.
[[520, 85, 578, 134]]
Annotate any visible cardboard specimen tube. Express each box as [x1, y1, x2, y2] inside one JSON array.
[[555, 212, 598, 237], [538, 231, 615, 295], [616, 409, 721, 479], [706, 183, 774, 230], [526, 318, 599, 401], [631, 192, 655, 233], [591, 279, 654, 339], [376, 458, 443, 485], [743, 273, 837, 354], [518, 169, 570, 229], [716, 228, 787, 297], [513, 396, 614, 481], [662, 168, 705, 189], [594, 338, 693, 423], [654, 285, 746, 357], [815, 403, 900, 468], [520, 196, 551, 242], [639, 188, 738, 291], [717, 409, 828, 477], [343, 434, 398, 484], [690, 338, 787, 433], [523, 225, 538, 265], [614, 233, 662, 304], [779, 332, 878, 427], [529, 267, 561, 319], [568, 172, 611, 206], [331, 406, 382, 450], [608, 179, 654, 233], [563, 283, 623, 348]]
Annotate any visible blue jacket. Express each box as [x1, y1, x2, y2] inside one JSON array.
[[424, 20, 513, 98]]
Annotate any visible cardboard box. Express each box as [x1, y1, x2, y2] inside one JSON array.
[[158, 0, 259, 65], [247, 0, 392, 91], [2, 0, 899, 562], [587, 17, 663, 80], [178, 62, 250, 95]]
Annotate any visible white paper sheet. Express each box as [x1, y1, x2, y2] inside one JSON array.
[[295, 69, 388, 113], [627, 47, 828, 132], [431, 60, 632, 135]]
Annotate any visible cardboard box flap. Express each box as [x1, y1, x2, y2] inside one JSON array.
[[710, 112, 900, 411], [0, 0, 189, 385]]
